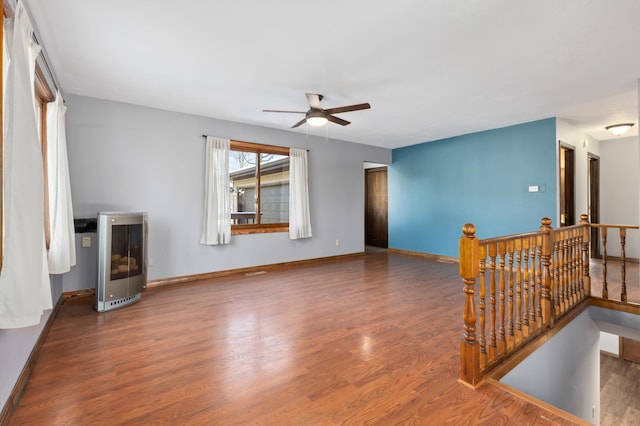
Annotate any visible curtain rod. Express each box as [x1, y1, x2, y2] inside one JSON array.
[[17, 0, 64, 96], [201, 134, 309, 151]]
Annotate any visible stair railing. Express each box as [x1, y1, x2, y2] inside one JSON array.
[[590, 223, 639, 302], [459, 215, 591, 386]]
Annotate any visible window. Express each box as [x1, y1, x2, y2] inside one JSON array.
[[229, 141, 289, 234], [34, 65, 55, 248], [3, 2, 56, 255]]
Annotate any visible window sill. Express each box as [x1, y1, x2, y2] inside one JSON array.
[[231, 225, 289, 236]]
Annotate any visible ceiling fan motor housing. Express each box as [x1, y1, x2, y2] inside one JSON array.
[[306, 109, 326, 120]]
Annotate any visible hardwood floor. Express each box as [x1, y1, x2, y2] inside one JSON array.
[[590, 258, 640, 303], [9, 253, 582, 425], [600, 353, 640, 425]]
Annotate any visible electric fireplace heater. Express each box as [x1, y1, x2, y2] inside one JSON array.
[[96, 212, 147, 312]]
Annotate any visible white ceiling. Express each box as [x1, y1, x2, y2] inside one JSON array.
[[25, 0, 640, 149]]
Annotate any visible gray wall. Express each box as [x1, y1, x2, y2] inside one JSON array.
[[501, 309, 601, 424], [0, 277, 62, 415], [501, 305, 640, 425], [63, 95, 391, 289], [599, 136, 639, 259]]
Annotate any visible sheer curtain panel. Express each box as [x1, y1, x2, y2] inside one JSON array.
[[200, 136, 231, 245], [289, 148, 312, 239], [0, 3, 52, 328], [46, 91, 76, 274]]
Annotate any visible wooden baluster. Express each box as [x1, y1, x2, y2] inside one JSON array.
[[522, 238, 531, 338], [498, 241, 507, 355], [488, 243, 497, 360], [568, 233, 574, 305], [575, 232, 582, 301], [580, 214, 591, 298], [540, 217, 554, 328], [567, 233, 573, 306], [571, 233, 578, 304], [459, 224, 480, 385], [620, 228, 627, 303], [601, 227, 608, 299], [478, 245, 487, 369], [579, 232, 585, 299], [506, 241, 515, 351], [562, 232, 569, 310], [576, 232, 581, 301], [562, 232, 569, 311], [554, 235, 562, 316], [514, 239, 523, 345], [529, 237, 538, 330], [535, 235, 543, 329]]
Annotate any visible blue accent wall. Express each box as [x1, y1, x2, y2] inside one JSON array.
[[389, 118, 557, 258]]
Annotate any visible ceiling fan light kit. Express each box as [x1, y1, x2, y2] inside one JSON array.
[[263, 93, 370, 129], [306, 110, 329, 127], [605, 123, 634, 136]]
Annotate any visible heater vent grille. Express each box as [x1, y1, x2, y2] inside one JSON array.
[[107, 294, 141, 309]]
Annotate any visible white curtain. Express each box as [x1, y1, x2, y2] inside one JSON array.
[[46, 91, 76, 274], [0, 3, 52, 328], [289, 148, 312, 239], [200, 136, 231, 245]]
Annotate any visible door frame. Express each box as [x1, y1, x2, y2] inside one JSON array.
[[588, 153, 601, 257], [558, 142, 576, 227], [364, 165, 388, 249]]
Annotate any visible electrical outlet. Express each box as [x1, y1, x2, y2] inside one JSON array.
[[81, 236, 91, 248], [335, 239, 340, 246]]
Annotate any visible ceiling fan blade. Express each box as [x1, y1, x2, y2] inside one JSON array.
[[263, 109, 306, 114], [305, 93, 323, 110], [323, 103, 371, 115], [327, 115, 351, 126], [291, 118, 308, 128]]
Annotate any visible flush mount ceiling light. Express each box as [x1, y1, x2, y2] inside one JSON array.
[[605, 123, 635, 136]]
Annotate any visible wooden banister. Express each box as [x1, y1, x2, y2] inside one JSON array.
[[459, 216, 593, 386], [579, 214, 590, 298], [459, 213, 640, 386], [459, 224, 479, 385], [590, 222, 639, 302], [539, 218, 553, 327]]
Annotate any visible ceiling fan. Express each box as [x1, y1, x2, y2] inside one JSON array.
[[263, 93, 371, 128]]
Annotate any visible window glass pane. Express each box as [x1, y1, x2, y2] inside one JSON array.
[[260, 153, 289, 224], [229, 150, 257, 224]]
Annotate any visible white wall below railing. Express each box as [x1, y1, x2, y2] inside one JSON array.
[[501, 306, 640, 425]]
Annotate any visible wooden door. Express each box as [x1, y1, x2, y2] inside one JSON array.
[[620, 337, 640, 363], [559, 145, 575, 226], [365, 167, 388, 248], [589, 155, 601, 257]]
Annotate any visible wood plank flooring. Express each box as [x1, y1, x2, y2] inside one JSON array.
[[590, 258, 640, 303], [600, 353, 640, 425], [9, 253, 582, 425]]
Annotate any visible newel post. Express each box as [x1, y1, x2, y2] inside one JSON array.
[[460, 223, 480, 385], [539, 218, 554, 328], [579, 214, 591, 297]]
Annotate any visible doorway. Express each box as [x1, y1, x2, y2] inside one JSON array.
[[365, 166, 388, 249], [588, 154, 601, 257], [559, 144, 575, 227]]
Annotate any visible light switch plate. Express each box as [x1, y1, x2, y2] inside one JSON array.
[[81, 236, 91, 248]]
